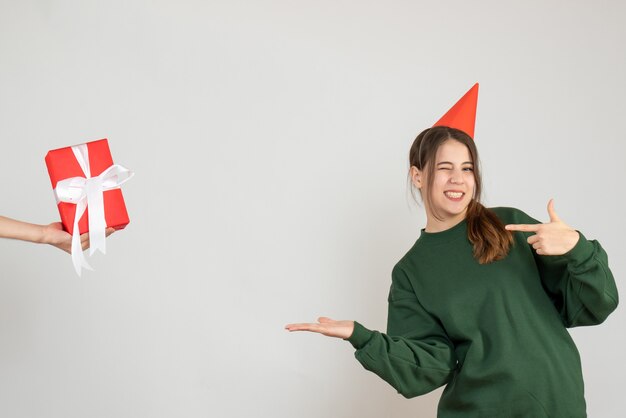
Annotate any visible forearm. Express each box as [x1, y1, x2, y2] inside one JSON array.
[[348, 321, 456, 398], [0, 216, 46, 243], [537, 232, 619, 326], [563, 234, 618, 326]]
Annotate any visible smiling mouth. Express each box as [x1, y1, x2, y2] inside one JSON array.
[[444, 191, 464, 199]]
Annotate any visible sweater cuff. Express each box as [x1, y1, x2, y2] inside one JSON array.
[[345, 321, 374, 350], [563, 231, 593, 263]]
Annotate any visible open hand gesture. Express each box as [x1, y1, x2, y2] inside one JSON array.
[[285, 317, 355, 339], [505, 199, 579, 256]]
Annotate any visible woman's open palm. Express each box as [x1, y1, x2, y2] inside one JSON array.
[[285, 317, 354, 339]]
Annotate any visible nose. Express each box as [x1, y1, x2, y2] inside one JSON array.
[[450, 170, 464, 185]]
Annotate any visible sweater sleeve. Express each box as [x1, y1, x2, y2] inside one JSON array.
[[345, 264, 457, 398], [515, 209, 619, 327]]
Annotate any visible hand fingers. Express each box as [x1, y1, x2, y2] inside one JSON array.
[[526, 232, 542, 251], [78, 228, 115, 248], [527, 235, 540, 245], [505, 224, 540, 232], [285, 317, 335, 330], [80, 232, 90, 250], [284, 323, 323, 333], [527, 233, 545, 251], [81, 230, 115, 240], [547, 198, 561, 223]]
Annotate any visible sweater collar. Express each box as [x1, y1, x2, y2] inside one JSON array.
[[418, 218, 468, 245]]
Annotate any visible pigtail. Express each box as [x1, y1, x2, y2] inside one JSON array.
[[466, 200, 513, 264]]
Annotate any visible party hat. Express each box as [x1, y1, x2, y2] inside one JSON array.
[[432, 83, 479, 139]]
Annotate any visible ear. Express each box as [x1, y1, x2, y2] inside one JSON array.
[[410, 166, 422, 189]]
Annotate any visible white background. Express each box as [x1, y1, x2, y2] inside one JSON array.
[[0, 1, 624, 417]]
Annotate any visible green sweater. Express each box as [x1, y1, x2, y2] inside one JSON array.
[[347, 207, 618, 417]]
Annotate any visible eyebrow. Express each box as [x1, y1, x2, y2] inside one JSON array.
[[437, 161, 474, 166]]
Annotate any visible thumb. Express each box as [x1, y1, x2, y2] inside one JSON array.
[[318, 317, 334, 323], [547, 198, 561, 223]]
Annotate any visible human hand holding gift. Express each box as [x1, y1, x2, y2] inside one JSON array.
[[0, 216, 114, 252], [45, 139, 133, 275], [42, 222, 116, 254]]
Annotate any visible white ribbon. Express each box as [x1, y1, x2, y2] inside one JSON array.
[[53, 144, 134, 276]]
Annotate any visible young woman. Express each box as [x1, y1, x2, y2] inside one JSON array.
[[285, 124, 618, 417], [0, 215, 114, 253]]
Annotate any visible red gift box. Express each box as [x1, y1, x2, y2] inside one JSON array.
[[45, 138, 130, 235]]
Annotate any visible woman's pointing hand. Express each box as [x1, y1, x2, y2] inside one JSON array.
[[505, 199, 579, 256]]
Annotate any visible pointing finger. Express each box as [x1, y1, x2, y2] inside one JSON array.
[[505, 224, 540, 232]]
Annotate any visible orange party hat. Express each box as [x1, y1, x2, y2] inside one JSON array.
[[432, 83, 479, 139]]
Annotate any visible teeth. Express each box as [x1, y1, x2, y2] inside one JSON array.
[[445, 192, 463, 199]]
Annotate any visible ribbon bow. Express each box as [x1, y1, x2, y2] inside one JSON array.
[[53, 144, 133, 276]]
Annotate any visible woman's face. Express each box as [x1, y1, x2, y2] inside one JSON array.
[[414, 139, 476, 231]]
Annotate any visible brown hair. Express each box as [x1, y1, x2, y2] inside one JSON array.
[[408, 126, 513, 264]]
